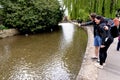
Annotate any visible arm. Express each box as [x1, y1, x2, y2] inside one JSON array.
[[81, 21, 93, 26], [99, 24, 109, 46], [101, 30, 107, 45], [72, 20, 93, 27]]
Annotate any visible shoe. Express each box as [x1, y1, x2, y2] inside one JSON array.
[[95, 63, 103, 69], [91, 57, 98, 59], [103, 63, 106, 66], [97, 59, 100, 63]]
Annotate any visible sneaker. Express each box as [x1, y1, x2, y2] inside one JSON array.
[[103, 63, 106, 66], [91, 57, 98, 59], [95, 63, 103, 69], [97, 59, 100, 63]]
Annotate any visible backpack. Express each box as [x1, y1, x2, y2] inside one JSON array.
[[104, 18, 119, 38]]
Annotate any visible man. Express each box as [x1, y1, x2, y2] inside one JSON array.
[[74, 13, 101, 61]]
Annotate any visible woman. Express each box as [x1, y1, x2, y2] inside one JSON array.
[[94, 16, 114, 69]]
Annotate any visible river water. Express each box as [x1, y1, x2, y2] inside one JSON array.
[[0, 23, 87, 80]]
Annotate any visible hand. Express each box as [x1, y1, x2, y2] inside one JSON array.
[[100, 45, 105, 48], [78, 23, 81, 26], [72, 22, 78, 25], [104, 26, 109, 30], [72, 22, 81, 27]]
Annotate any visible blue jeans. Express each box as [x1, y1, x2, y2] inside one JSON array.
[[94, 36, 101, 46]]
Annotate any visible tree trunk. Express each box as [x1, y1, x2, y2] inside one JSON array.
[[102, 0, 105, 16]]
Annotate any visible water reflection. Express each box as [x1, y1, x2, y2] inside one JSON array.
[[9, 59, 40, 80], [0, 45, 11, 64], [61, 23, 74, 44], [59, 23, 74, 50], [0, 23, 87, 80]]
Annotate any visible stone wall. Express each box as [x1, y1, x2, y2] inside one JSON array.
[[76, 26, 98, 80], [0, 29, 19, 39]]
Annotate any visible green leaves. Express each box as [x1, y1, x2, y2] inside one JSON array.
[[0, 24, 8, 30], [1, 0, 64, 33], [62, 0, 120, 21]]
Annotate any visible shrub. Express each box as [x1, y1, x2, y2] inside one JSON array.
[[0, 0, 64, 33], [0, 24, 8, 30]]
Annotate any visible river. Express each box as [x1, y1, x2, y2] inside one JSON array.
[[0, 23, 87, 80]]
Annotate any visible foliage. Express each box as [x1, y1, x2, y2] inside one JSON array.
[[0, 9, 3, 15], [62, 0, 120, 21], [0, 0, 64, 33], [0, 24, 8, 30]]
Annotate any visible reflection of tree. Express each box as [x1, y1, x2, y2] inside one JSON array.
[[0, 45, 11, 64], [0, 45, 11, 79], [62, 26, 87, 79]]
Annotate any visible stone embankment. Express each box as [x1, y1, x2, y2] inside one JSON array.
[[76, 26, 98, 80], [0, 29, 19, 39]]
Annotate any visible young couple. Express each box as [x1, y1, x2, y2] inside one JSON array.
[[76, 13, 114, 69]]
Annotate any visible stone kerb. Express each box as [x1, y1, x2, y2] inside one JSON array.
[[0, 29, 19, 39], [76, 26, 98, 80]]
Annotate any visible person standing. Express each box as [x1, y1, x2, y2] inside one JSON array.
[[75, 13, 101, 61], [113, 15, 120, 51], [113, 14, 120, 28], [112, 15, 120, 37], [94, 15, 114, 69]]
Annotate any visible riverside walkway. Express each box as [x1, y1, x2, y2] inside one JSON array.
[[98, 37, 120, 80], [76, 26, 120, 80]]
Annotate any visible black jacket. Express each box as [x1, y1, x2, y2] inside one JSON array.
[[97, 22, 112, 45], [81, 21, 100, 37]]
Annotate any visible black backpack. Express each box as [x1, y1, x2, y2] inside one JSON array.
[[104, 18, 119, 38]]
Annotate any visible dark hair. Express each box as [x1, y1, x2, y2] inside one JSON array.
[[90, 13, 96, 19], [95, 15, 104, 23]]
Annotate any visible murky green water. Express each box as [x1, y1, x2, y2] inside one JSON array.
[[0, 23, 87, 80]]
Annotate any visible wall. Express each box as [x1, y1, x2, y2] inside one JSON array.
[[0, 29, 19, 39]]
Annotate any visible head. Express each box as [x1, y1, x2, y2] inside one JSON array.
[[89, 13, 96, 21], [95, 15, 104, 24]]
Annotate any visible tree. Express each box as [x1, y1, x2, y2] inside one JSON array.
[[0, 0, 64, 33], [62, 0, 120, 20]]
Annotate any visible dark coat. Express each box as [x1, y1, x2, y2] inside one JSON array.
[[97, 22, 113, 45]]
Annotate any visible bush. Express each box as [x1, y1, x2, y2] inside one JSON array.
[[0, 0, 64, 33], [0, 24, 8, 30]]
